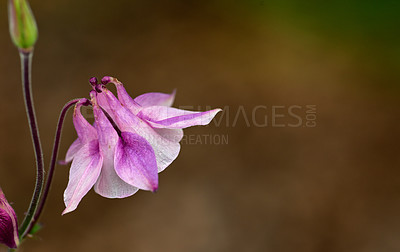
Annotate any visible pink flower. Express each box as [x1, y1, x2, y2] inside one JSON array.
[[62, 77, 221, 214], [0, 188, 19, 249]]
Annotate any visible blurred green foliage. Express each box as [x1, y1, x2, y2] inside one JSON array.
[[228, 0, 400, 88], [243, 0, 399, 45]]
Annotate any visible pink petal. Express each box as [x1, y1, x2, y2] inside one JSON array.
[[114, 132, 158, 191], [60, 100, 96, 165], [138, 106, 222, 129], [92, 99, 139, 198], [0, 209, 18, 248], [0, 189, 19, 249], [111, 80, 175, 114], [106, 82, 141, 114], [94, 161, 139, 198], [63, 140, 103, 215], [63, 138, 82, 164], [153, 128, 184, 142], [97, 89, 181, 172], [134, 90, 176, 107], [73, 102, 97, 142]]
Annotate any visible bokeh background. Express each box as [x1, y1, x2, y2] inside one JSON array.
[[1, 0, 400, 251]]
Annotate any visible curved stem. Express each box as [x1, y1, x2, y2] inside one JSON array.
[[18, 50, 44, 239], [26, 99, 80, 234]]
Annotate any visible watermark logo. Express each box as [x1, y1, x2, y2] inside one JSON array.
[[179, 105, 317, 128], [181, 134, 229, 145], [80, 104, 317, 145]]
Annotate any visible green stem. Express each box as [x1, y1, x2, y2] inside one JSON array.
[[17, 49, 44, 239], [26, 99, 80, 234]]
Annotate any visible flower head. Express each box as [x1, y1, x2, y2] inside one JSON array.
[[0, 188, 19, 249], [62, 77, 221, 214]]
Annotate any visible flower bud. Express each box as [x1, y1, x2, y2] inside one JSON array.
[[8, 0, 38, 50], [0, 188, 19, 249]]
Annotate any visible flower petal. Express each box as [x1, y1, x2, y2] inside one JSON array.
[[0, 189, 19, 249], [94, 161, 139, 198], [97, 89, 181, 172], [138, 106, 222, 129], [62, 138, 82, 164], [111, 80, 175, 114], [92, 98, 139, 198], [63, 140, 103, 215], [73, 102, 97, 142], [153, 128, 184, 142], [134, 90, 176, 107], [113, 82, 141, 114], [114, 132, 158, 191], [60, 100, 95, 165]]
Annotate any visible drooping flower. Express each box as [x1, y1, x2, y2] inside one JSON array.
[[62, 77, 221, 214], [0, 188, 19, 249], [62, 97, 139, 214], [97, 76, 221, 173]]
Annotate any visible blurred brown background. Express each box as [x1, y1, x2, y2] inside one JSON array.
[[1, 0, 400, 251]]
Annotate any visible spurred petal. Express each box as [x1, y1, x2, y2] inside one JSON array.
[[91, 96, 139, 198], [0, 188, 19, 249], [61, 99, 95, 165], [63, 138, 82, 164], [134, 90, 176, 107], [138, 106, 222, 129], [97, 89, 181, 172], [106, 78, 175, 114], [73, 102, 97, 143], [63, 140, 103, 215], [113, 82, 141, 114], [114, 132, 158, 191]]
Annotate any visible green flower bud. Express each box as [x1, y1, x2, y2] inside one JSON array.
[[8, 0, 38, 50]]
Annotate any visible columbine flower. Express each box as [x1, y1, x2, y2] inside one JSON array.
[[62, 77, 221, 214], [0, 188, 19, 249]]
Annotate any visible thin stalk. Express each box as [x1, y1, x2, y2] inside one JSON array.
[[18, 49, 44, 239], [26, 99, 80, 234]]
